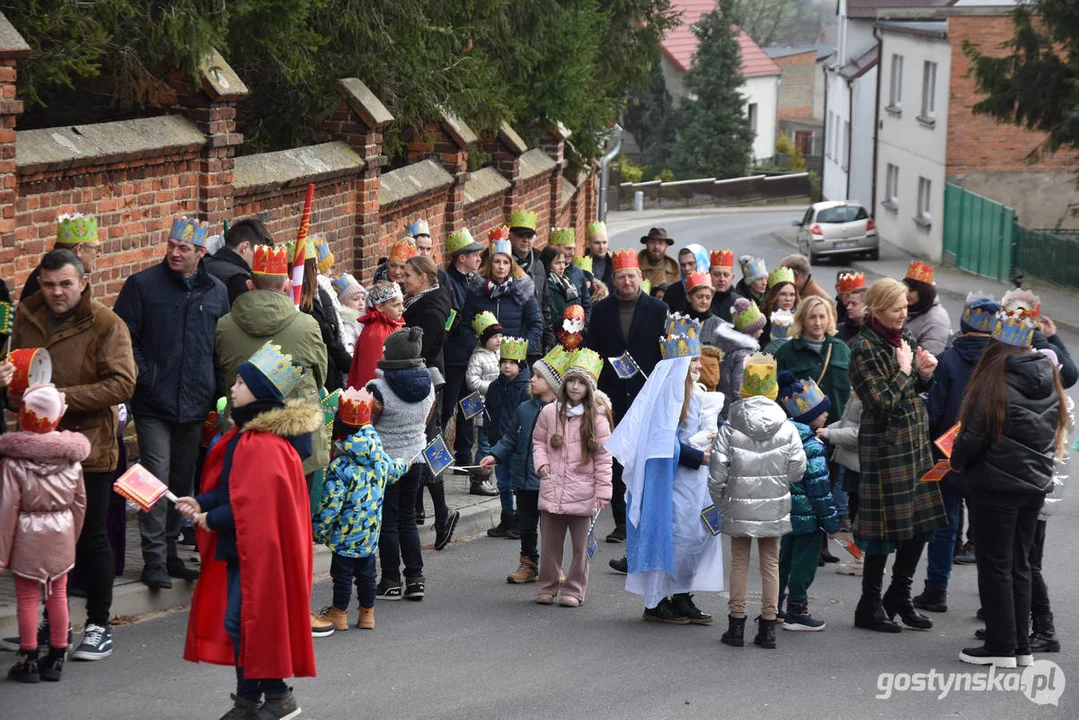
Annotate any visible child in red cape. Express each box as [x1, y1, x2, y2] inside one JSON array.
[[348, 281, 405, 390], [178, 341, 321, 720]]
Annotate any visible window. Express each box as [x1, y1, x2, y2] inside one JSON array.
[[748, 103, 759, 133], [889, 53, 904, 110], [921, 61, 937, 121], [918, 177, 932, 223], [817, 205, 869, 223], [884, 163, 899, 209], [842, 121, 851, 170]]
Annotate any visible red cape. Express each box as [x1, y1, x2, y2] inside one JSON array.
[[347, 310, 404, 390], [183, 427, 316, 679]]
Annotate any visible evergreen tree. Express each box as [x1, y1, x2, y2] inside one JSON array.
[[964, 0, 1079, 155], [670, 0, 754, 179], [623, 58, 679, 168]]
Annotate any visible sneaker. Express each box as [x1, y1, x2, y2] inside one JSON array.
[[559, 596, 581, 608], [376, 579, 403, 601], [507, 556, 538, 584], [315, 606, 349, 632], [783, 613, 827, 632], [310, 611, 334, 638], [0, 613, 72, 652], [7, 649, 40, 683], [643, 598, 690, 625], [403, 578, 425, 601], [435, 509, 460, 551], [142, 564, 173, 590], [255, 688, 301, 720], [71, 624, 113, 661], [605, 525, 626, 544], [39, 647, 66, 682], [836, 557, 863, 576], [959, 646, 1017, 668], [219, 693, 261, 720], [166, 557, 200, 581], [608, 556, 628, 574], [953, 542, 977, 565], [535, 594, 555, 605]]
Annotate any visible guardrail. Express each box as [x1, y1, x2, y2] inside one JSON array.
[[614, 172, 811, 211]]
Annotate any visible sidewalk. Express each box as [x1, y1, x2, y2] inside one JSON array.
[[606, 203, 809, 234], [772, 227, 1079, 335], [0, 473, 500, 636]]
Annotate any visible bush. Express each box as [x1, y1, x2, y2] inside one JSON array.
[[789, 143, 806, 171], [775, 132, 794, 155], [619, 157, 646, 184]]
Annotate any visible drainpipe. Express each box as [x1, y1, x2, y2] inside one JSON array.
[[598, 124, 624, 222], [845, 78, 854, 200], [870, 25, 883, 214]]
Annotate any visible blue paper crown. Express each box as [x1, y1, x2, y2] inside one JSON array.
[[407, 219, 431, 237], [169, 216, 209, 247], [664, 312, 702, 338], [780, 377, 828, 421], [991, 309, 1037, 348], [332, 273, 360, 295], [490, 239, 513, 257], [246, 341, 306, 398], [961, 292, 999, 333], [741, 256, 767, 281], [660, 314, 702, 359]]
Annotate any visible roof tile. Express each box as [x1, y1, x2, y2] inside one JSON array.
[[660, 0, 782, 77]]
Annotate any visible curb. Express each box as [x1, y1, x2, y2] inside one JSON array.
[[0, 497, 500, 636]]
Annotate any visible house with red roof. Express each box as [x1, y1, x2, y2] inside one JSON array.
[[658, 0, 782, 163]]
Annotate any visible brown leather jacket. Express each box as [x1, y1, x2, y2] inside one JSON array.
[[12, 287, 137, 473], [0, 430, 90, 583], [636, 250, 680, 286]]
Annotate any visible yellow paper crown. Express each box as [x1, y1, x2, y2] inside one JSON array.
[[501, 336, 528, 361], [768, 266, 795, 288], [566, 347, 603, 382], [538, 344, 573, 384], [508, 209, 538, 232], [573, 256, 593, 273], [549, 227, 576, 246], [56, 213, 98, 245], [586, 221, 607, 238], [472, 310, 500, 337], [740, 352, 778, 401]]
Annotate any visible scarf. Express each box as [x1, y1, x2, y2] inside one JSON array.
[[403, 282, 440, 310], [868, 316, 904, 348], [557, 401, 585, 418], [488, 277, 514, 299], [231, 398, 286, 429], [549, 272, 578, 300]]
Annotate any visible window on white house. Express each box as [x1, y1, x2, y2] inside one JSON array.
[[889, 54, 904, 108], [843, 121, 850, 170], [918, 176, 932, 222], [885, 164, 899, 207], [921, 61, 937, 119], [748, 103, 759, 133]]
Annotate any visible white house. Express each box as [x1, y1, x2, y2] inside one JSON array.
[[874, 21, 950, 260]]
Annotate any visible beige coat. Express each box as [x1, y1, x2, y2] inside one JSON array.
[[637, 250, 680, 287]]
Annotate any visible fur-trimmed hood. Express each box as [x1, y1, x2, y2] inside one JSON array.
[[242, 400, 323, 438], [714, 320, 759, 354], [469, 273, 537, 305], [0, 430, 91, 463]]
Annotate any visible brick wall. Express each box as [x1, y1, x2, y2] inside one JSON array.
[[774, 50, 817, 121]]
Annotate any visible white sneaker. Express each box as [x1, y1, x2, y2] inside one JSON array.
[[1016, 653, 1034, 667], [837, 557, 863, 576]]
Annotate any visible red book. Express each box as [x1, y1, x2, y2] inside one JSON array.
[[920, 460, 951, 483], [934, 422, 961, 458], [113, 463, 173, 511]]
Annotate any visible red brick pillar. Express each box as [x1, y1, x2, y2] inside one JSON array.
[[539, 122, 570, 245], [407, 112, 476, 238], [0, 15, 28, 260]]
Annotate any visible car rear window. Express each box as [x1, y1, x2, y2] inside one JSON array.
[[816, 206, 868, 223]]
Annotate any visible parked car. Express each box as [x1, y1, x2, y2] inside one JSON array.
[[794, 201, 879, 263]]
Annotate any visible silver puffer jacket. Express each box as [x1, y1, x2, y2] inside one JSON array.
[[708, 395, 806, 537], [1041, 395, 1074, 520]]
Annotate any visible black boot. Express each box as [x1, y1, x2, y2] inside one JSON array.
[[720, 615, 746, 647], [912, 581, 948, 613], [39, 647, 66, 682], [670, 593, 713, 625], [8, 648, 40, 683], [854, 553, 901, 633], [753, 615, 777, 649], [487, 512, 514, 538], [1030, 612, 1061, 653], [820, 533, 840, 564], [883, 540, 933, 630]]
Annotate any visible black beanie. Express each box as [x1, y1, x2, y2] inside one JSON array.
[[378, 327, 425, 370], [480, 323, 504, 348]]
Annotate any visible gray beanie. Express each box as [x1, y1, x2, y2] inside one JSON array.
[[531, 358, 563, 394], [378, 327, 425, 370]]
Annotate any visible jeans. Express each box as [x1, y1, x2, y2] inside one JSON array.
[[1030, 519, 1050, 617], [441, 365, 474, 466], [728, 536, 781, 620], [496, 464, 514, 515], [516, 490, 540, 559], [779, 530, 822, 604], [73, 471, 115, 626], [477, 424, 492, 458], [610, 460, 627, 529], [135, 416, 202, 568], [225, 562, 287, 702], [971, 491, 1044, 655], [330, 553, 377, 610], [925, 486, 962, 589], [379, 464, 424, 583]]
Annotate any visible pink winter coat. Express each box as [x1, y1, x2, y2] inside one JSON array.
[[0, 430, 90, 584], [532, 403, 613, 516]]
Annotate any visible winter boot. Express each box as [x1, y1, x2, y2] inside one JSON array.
[[39, 647, 66, 682], [783, 599, 826, 632], [912, 581, 948, 613], [720, 615, 746, 647], [358, 606, 375, 630], [854, 554, 901, 633], [753, 616, 777, 649], [315, 606, 349, 632], [882, 540, 933, 630], [1030, 612, 1061, 653], [506, 555, 538, 584], [670, 593, 713, 624], [7, 648, 40, 683], [488, 512, 515, 538]]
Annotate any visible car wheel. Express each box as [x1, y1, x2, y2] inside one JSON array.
[[808, 250, 819, 265], [867, 247, 880, 261]]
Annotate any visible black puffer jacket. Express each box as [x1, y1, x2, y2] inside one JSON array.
[[404, 285, 451, 376], [951, 351, 1060, 496], [304, 287, 351, 392]]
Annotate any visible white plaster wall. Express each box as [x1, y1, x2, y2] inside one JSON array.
[[848, 65, 878, 210], [823, 70, 849, 201], [745, 75, 780, 163]]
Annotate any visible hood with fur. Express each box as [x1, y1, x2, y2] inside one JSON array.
[[0, 430, 91, 463], [469, 273, 537, 305], [242, 400, 323, 438]]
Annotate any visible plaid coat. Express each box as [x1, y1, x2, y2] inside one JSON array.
[[850, 323, 945, 544]]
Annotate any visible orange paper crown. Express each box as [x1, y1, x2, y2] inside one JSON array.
[[906, 260, 934, 285], [18, 407, 60, 433], [488, 225, 510, 243], [837, 271, 866, 294], [685, 271, 712, 294], [389, 239, 417, 264], [337, 387, 374, 428], [611, 248, 639, 273], [710, 249, 734, 269], [252, 245, 290, 276]]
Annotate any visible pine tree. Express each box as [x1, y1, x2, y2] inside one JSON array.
[[670, 0, 754, 179], [624, 58, 679, 168]]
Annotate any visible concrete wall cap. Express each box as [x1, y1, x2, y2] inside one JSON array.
[[548, 120, 572, 140], [561, 177, 577, 208], [0, 13, 29, 58], [497, 122, 528, 155], [463, 166, 512, 204], [337, 78, 393, 131], [380, 158, 454, 208], [233, 141, 363, 193], [199, 48, 249, 100], [16, 115, 205, 171], [440, 108, 478, 149], [518, 147, 557, 181]]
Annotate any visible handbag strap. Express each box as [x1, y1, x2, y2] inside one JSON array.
[[816, 342, 833, 386]]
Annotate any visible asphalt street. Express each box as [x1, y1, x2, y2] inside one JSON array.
[[4, 209, 1076, 719]]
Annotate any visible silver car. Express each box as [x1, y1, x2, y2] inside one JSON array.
[[794, 201, 879, 263]]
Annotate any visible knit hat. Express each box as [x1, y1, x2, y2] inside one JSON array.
[[740, 352, 778, 401], [479, 322, 504, 348], [378, 327, 425, 370], [19, 383, 67, 433], [332, 273, 365, 304], [563, 348, 603, 391], [739, 255, 767, 283], [960, 291, 1000, 334], [699, 345, 724, 392], [778, 370, 831, 424], [732, 297, 766, 334], [533, 345, 572, 393]]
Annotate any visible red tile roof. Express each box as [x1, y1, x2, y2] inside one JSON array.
[[660, 0, 782, 77]]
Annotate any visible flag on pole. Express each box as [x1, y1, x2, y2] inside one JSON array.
[[459, 391, 485, 421], [608, 351, 644, 380], [421, 434, 455, 478], [291, 183, 315, 307], [586, 509, 601, 562]]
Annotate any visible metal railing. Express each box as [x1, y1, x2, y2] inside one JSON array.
[[1013, 226, 1079, 290], [614, 172, 811, 211]]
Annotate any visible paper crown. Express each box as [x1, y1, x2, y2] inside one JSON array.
[[332, 273, 359, 295], [741, 256, 767, 281], [733, 298, 764, 330], [472, 310, 500, 337], [611, 248, 639, 273], [169, 216, 209, 248], [837, 272, 866, 294], [337, 387, 374, 427], [768, 266, 795, 288], [251, 244, 290, 276], [501, 336, 528, 361], [961, 291, 999, 333], [573, 256, 593, 273], [562, 303, 585, 331], [538, 344, 573, 382], [485, 226, 507, 244], [661, 314, 703, 359], [906, 260, 935, 285], [566, 347, 603, 382], [1001, 288, 1041, 315], [769, 309, 794, 340], [508, 209, 538, 232], [549, 227, 576, 246], [741, 352, 778, 400], [56, 213, 98, 245], [779, 373, 829, 421], [19, 384, 66, 434], [640, 279, 652, 295], [685, 271, 712, 295], [710, 249, 734, 269], [246, 341, 306, 398], [0, 300, 14, 335], [407, 219, 431, 237], [992, 303, 1040, 348], [448, 228, 483, 255], [368, 282, 402, 306], [586, 221, 607, 238], [389, 238, 417, 264], [313, 235, 334, 273], [665, 312, 703, 338], [490, 239, 513, 257]]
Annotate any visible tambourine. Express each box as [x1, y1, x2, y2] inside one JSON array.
[[9, 347, 52, 395]]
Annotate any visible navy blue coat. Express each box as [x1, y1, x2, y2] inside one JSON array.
[[490, 398, 550, 491], [114, 260, 229, 423], [485, 365, 531, 445], [443, 266, 477, 368], [926, 332, 989, 493], [463, 275, 543, 352]]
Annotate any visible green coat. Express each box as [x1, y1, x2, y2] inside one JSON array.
[[849, 323, 944, 547], [774, 335, 852, 419], [215, 288, 329, 475]]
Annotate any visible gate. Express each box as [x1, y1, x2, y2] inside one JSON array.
[[942, 183, 1014, 282]]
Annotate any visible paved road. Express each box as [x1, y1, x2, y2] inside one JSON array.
[[6, 210, 1075, 718]]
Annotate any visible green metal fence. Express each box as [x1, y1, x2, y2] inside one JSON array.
[[1013, 226, 1079, 290], [943, 183, 1014, 282]]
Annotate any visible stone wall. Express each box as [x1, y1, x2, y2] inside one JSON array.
[[773, 50, 817, 121]]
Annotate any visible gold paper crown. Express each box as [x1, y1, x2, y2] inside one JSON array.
[[549, 227, 576, 246], [337, 387, 373, 427], [685, 271, 712, 295], [660, 332, 701, 360], [539, 344, 573, 382], [313, 235, 334, 273], [780, 376, 828, 420], [56, 213, 98, 245], [586, 221, 607, 238], [665, 312, 702, 339], [992, 302, 1040, 348], [740, 352, 778, 401], [472, 310, 500, 337], [906, 260, 934, 285], [573, 256, 593, 273], [710, 249, 734, 269], [566, 347, 603, 382], [389, 239, 417, 264], [508, 209, 538, 232], [837, 272, 866, 294], [768, 266, 795, 288], [611, 248, 639, 273], [733, 299, 764, 330], [246, 341, 306, 398], [169, 216, 209, 247], [251, 244, 290, 276], [501, 336, 528, 361]]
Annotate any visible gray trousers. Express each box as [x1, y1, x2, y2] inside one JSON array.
[[136, 416, 202, 569]]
